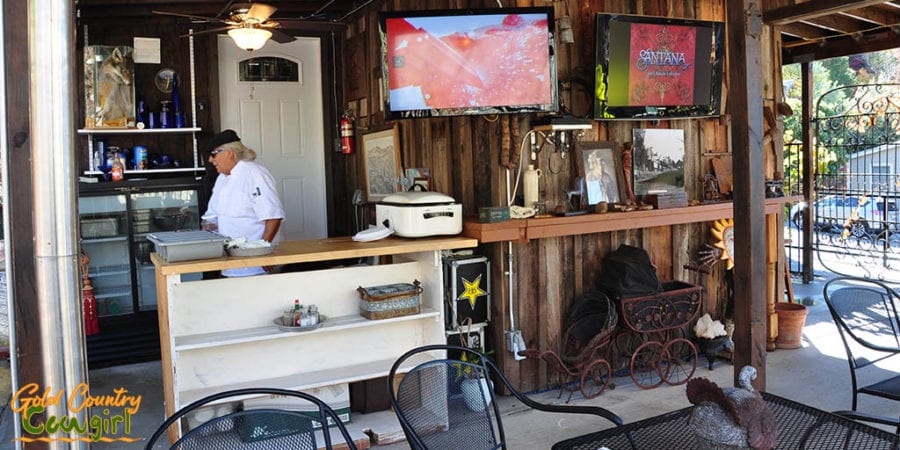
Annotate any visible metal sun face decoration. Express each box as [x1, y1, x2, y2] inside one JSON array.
[[711, 218, 736, 270]]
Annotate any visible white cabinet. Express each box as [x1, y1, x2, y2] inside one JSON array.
[[153, 236, 477, 439]]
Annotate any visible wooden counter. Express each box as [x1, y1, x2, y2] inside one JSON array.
[[463, 197, 799, 243], [153, 235, 479, 274], [153, 235, 477, 443]]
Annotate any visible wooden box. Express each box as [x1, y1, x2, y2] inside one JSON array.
[[640, 191, 688, 209]]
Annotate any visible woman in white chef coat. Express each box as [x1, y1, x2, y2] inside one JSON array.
[[202, 129, 285, 277]]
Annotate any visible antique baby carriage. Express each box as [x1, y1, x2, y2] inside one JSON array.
[[520, 290, 618, 401]]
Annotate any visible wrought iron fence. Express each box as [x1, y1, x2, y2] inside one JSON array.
[[809, 83, 900, 282]]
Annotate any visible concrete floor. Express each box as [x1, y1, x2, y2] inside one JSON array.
[[1, 275, 898, 449]]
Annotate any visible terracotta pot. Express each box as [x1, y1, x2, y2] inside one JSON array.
[[774, 302, 808, 349]]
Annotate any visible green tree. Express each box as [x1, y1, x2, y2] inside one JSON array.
[[781, 48, 900, 194]]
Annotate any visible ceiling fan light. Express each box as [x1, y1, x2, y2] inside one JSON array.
[[228, 27, 272, 51]]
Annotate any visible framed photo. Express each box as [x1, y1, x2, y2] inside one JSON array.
[[575, 141, 623, 205], [632, 128, 685, 195], [362, 124, 402, 200], [412, 177, 431, 191]]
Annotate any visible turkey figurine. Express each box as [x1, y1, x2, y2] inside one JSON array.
[[686, 366, 776, 450]]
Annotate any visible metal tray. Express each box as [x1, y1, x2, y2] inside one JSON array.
[[227, 244, 276, 257], [272, 316, 326, 332]]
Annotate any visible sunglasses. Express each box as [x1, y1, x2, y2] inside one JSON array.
[[209, 147, 225, 158]]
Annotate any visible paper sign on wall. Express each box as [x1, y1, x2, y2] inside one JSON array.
[[133, 37, 161, 64]]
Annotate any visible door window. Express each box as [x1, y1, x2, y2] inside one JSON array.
[[239, 57, 299, 82]]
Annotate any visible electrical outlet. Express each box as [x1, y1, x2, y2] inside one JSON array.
[[506, 330, 527, 361]]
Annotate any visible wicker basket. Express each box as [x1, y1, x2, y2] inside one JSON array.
[[358, 280, 422, 320]]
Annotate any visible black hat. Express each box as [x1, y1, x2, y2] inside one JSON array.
[[206, 129, 241, 153]]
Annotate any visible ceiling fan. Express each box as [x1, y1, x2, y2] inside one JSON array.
[[153, 2, 296, 51]]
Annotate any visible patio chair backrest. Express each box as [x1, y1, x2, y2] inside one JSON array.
[[143, 388, 357, 450], [823, 276, 900, 433], [824, 277, 900, 370], [388, 344, 623, 450]]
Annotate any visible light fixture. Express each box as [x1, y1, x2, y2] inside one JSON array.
[[228, 27, 272, 51], [557, 16, 574, 44]]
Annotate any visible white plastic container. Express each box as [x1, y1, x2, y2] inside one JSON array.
[[376, 191, 462, 238]]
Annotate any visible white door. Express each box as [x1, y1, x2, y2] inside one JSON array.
[[218, 36, 327, 241]]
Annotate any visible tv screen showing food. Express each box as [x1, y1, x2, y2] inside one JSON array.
[[594, 14, 724, 120], [379, 8, 558, 119]]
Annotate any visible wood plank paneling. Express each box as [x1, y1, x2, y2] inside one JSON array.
[[337, 0, 756, 392]]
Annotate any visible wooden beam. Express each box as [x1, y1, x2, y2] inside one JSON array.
[[840, 6, 900, 26], [727, 0, 768, 389], [763, 0, 889, 25], [778, 22, 833, 40], [799, 14, 868, 34], [5, 0, 49, 446], [783, 28, 900, 62], [801, 62, 814, 284]]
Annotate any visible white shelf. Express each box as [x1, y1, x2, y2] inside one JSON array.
[[179, 352, 437, 407], [88, 264, 131, 277], [94, 288, 132, 299], [174, 308, 441, 351], [80, 235, 127, 244], [84, 167, 204, 175], [78, 127, 201, 134]]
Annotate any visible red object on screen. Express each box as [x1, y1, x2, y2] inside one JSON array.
[[627, 23, 697, 106], [385, 14, 552, 111]]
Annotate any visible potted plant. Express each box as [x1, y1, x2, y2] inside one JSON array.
[[455, 347, 494, 412]]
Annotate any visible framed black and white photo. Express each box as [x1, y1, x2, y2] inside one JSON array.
[[575, 141, 623, 205], [632, 129, 685, 195]]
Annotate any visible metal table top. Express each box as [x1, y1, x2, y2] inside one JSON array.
[[553, 392, 899, 450]]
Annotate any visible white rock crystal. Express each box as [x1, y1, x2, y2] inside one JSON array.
[[694, 313, 727, 339]]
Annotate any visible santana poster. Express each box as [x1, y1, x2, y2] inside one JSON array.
[[627, 23, 696, 106]]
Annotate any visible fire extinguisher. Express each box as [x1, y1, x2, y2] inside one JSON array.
[[340, 113, 355, 154]]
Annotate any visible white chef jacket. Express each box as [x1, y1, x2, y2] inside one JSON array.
[[204, 160, 285, 277]]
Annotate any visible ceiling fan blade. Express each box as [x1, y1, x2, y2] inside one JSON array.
[[179, 26, 235, 38], [247, 3, 277, 23], [269, 28, 296, 44], [152, 10, 229, 24]]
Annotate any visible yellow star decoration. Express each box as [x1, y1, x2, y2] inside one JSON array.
[[458, 274, 487, 309], [711, 218, 736, 270]]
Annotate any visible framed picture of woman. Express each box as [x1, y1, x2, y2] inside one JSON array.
[[575, 141, 624, 205]]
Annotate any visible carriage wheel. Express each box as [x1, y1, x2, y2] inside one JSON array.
[[660, 338, 698, 385], [612, 330, 642, 372], [580, 359, 612, 399], [630, 340, 664, 389]]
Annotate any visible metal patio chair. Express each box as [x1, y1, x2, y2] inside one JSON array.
[[388, 344, 623, 450], [823, 276, 900, 433], [143, 387, 357, 450]]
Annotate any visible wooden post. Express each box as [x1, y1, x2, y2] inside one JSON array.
[[727, 0, 768, 390], [766, 213, 779, 351], [5, 0, 50, 448], [801, 61, 815, 283]]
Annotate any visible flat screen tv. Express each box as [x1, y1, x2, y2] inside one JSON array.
[[594, 14, 725, 120], [379, 8, 558, 119]]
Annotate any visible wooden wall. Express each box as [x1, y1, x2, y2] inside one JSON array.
[[336, 0, 767, 391]]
